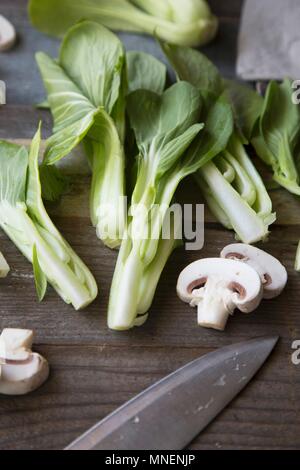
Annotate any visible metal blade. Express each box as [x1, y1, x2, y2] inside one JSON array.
[[66, 336, 278, 450], [237, 0, 300, 80]]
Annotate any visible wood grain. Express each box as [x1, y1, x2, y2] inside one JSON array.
[[1, 0, 300, 452]]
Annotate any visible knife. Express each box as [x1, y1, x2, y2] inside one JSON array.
[[237, 0, 300, 80], [66, 336, 278, 450]]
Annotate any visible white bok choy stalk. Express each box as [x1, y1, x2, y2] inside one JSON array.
[[131, 0, 213, 24], [226, 78, 300, 268], [161, 43, 275, 243], [0, 126, 98, 309], [29, 0, 218, 47], [36, 21, 126, 249], [108, 79, 233, 330]]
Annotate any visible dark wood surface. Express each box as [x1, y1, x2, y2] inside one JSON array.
[[1, 0, 300, 451]]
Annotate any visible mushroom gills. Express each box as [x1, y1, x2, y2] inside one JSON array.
[[220, 243, 288, 299], [177, 258, 263, 331], [0, 328, 49, 395]]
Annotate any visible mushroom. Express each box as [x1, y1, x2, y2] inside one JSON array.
[[0, 328, 49, 395], [177, 258, 263, 330], [0, 251, 9, 278], [220, 244, 288, 299], [0, 15, 16, 52]]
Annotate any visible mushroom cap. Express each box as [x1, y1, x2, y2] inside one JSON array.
[[0, 329, 49, 395], [0, 353, 49, 396], [0, 15, 16, 52], [177, 257, 263, 313], [220, 244, 288, 299]]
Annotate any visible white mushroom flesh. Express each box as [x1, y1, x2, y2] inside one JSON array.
[[220, 243, 288, 299], [0, 15, 16, 52], [177, 258, 263, 330], [0, 328, 49, 395]]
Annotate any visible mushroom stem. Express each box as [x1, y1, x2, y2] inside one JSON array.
[[197, 297, 230, 331], [193, 278, 234, 330]]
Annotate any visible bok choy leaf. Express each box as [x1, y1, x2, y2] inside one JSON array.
[[252, 79, 300, 195], [161, 43, 275, 243], [0, 126, 98, 309], [108, 77, 233, 330], [36, 21, 126, 248], [29, 0, 218, 47], [108, 81, 204, 330]]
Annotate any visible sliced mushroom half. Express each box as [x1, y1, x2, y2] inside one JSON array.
[[220, 244, 288, 299], [177, 258, 263, 331], [0, 15, 16, 52], [0, 328, 49, 395]]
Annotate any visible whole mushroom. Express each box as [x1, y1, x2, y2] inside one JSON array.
[[220, 244, 288, 299], [177, 258, 263, 331], [0, 328, 49, 395]]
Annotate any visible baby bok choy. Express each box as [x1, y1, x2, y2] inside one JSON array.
[[251, 79, 300, 196], [108, 79, 233, 330], [36, 21, 126, 248], [29, 0, 218, 48], [0, 126, 97, 309], [162, 43, 275, 243]]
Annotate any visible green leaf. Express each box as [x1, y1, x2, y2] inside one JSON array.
[[180, 92, 234, 176], [126, 51, 167, 94], [161, 42, 223, 97], [0, 141, 28, 205], [256, 79, 300, 194], [40, 164, 69, 202], [0, 132, 98, 310], [36, 22, 126, 248], [36, 52, 96, 133], [43, 109, 101, 165], [36, 99, 50, 109], [59, 21, 124, 114], [127, 81, 202, 149], [32, 244, 47, 301], [224, 79, 264, 142], [157, 123, 204, 176]]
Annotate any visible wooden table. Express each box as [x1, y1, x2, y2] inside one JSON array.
[[0, 0, 300, 450]]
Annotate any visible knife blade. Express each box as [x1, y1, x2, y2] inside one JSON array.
[[237, 0, 300, 80], [66, 336, 278, 451]]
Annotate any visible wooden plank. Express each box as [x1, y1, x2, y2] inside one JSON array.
[[0, 221, 298, 347], [0, 341, 299, 450], [1, 0, 299, 453]]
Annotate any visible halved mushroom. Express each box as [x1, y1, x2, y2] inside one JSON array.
[[0, 251, 9, 277], [177, 258, 263, 331], [0, 15, 16, 52], [220, 244, 288, 299], [0, 328, 49, 395]]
